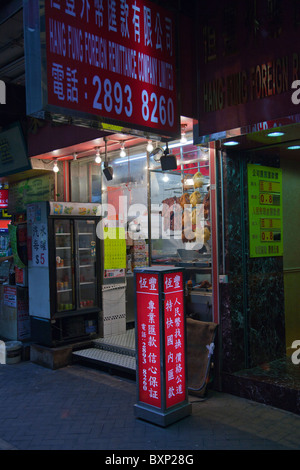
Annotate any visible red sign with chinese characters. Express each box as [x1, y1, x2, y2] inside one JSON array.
[[136, 272, 161, 407], [0, 190, 8, 209], [163, 271, 185, 408], [196, 0, 300, 138], [45, 0, 178, 137]]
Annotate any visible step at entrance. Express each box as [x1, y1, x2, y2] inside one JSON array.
[[72, 328, 136, 375]]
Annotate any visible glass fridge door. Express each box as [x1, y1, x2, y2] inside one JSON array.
[[75, 219, 97, 309], [55, 219, 75, 312]]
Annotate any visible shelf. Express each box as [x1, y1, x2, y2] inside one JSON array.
[[78, 247, 91, 251], [56, 247, 71, 250], [78, 233, 93, 235], [79, 281, 94, 285], [56, 266, 72, 269], [57, 288, 72, 293], [55, 233, 71, 235], [79, 264, 93, 268]]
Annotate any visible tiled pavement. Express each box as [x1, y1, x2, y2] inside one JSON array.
[[0, 361, 299, 451]]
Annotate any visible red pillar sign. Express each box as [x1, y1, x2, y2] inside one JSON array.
[[134, 267, 191, 427]]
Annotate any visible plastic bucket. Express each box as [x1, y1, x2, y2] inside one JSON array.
[[5, 341, 22, 364]]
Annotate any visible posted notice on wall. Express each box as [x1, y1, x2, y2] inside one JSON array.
[[247, 164, 283, 258]]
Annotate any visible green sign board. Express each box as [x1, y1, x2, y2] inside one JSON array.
[[247, 164, 283, 258]]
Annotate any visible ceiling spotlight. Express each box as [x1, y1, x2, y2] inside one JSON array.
[[149, 146, 164, 162], [223, 140, 239, 146], [103, 164, 113, 180], [160, 143, 177, 171], [95, 147, 101, 164], [120, 142, 126, 157], [267, 131, 285, 137], [287, 145, 300, 150], [53, 161, 59, 172], [147, 140, 154, 152], [103, 136, 113, 181]]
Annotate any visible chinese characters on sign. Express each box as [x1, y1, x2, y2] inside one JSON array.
[[163, 271, 185, 408], [136, 270, 186, 409], [247, 164, 283, 257], [45, 0, 178, 136], [31, 223, 48, 266], [136, 272, 161, 407]]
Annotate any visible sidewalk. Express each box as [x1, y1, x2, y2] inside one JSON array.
[[0, 361, 299, 451]]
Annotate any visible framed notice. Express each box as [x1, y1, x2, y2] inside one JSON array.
[[247, 164, 283, 258], [24, 0, 179, 139]]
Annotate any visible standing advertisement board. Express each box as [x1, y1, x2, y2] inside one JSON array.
[[134, 267, 191, 427], [24, 0, 179, 139]]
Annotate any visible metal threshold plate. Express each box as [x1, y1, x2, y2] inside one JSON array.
[[73, 348, 136, 371]]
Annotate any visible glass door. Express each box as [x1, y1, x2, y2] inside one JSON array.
[[75, 219, 97, 309], [54, 219, 75, 312]]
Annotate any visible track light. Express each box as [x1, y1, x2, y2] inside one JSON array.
[[160, 143, 177, 171], [95, 147, 101, 164], [120, 142, 126, 157], [103, 137, 113, 181], [147, 140, 153, 152], [53, 161, 59, 172], [149, 146, 164, 162]]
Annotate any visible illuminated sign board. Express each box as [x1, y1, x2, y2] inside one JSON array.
[[195, 0, 300, 139], [134, 267, 191, 427], [24, 0, 179, 139], [247, 164, 283, 258]]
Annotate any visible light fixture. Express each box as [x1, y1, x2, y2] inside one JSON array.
[[149, 146, 164, 162], [73, 152, 77, 160], [160, 143, 177, 171], [180, 124, 187, 144], [268, 131, 285, 137], [287, 145, 300, 150], [95, 147, 101, 164], [163, 175, 169, 182], [223, 140, 239, 146], [120, 142, 126, 158], [147, 140, 154, 152], [53, 161, 59, 172], [103, 137, 113, 181]]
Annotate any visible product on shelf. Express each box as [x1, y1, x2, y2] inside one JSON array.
[[193, 171, 204, 189], [190, 190, 202, 207], [179, 193, 190, 208]]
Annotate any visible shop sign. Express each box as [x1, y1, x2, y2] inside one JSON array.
[[0, 190, 8, 209], [134, 267, 191, 426], [3, 286, 17, 308], [196, 0, 300, 139], [49, 201, 100, 216], [247, 164, 283, 258], [163, 271, 186, 408], [0, 123, 30, 177], [8, 225, 26, 269], [136, 272, 161, 407], [103, 227, 127, 270], [31, 223, 48, 267], [24, 0, 179, 139]]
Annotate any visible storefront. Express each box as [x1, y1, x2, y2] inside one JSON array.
[[194, 0, 300, 413]]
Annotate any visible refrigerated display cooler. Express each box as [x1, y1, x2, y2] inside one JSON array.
[[26, 201, 102, 347]]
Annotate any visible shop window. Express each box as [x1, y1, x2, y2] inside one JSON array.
[[149, 139, 213, 322], [70, 157, 101, 203]]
